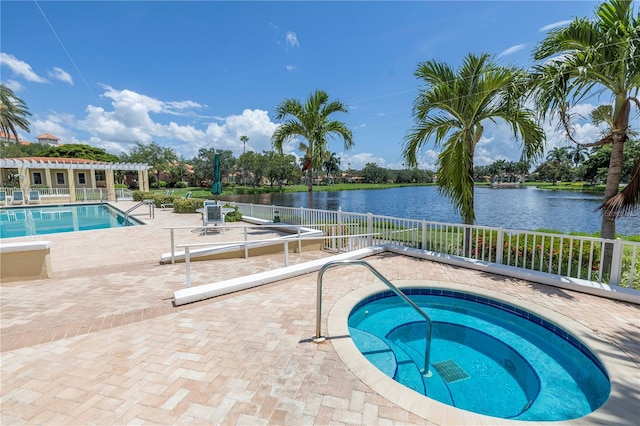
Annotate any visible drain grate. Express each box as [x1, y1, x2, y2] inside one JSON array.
[[432, 359, 470, 383]]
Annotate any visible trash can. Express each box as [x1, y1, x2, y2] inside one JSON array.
[[273, 210, 280, 223]]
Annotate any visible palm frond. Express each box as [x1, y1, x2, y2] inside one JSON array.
[[599, 154, 640, 218]]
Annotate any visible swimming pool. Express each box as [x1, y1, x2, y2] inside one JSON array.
[[0, 204, 141, 238], [325, 281, 638, 423], [348, 288, 610, 421]]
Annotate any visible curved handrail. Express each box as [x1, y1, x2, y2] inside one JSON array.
[[314, 259, 432, 377]]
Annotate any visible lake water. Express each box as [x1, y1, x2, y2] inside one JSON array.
[[223, 186, 639, 236]]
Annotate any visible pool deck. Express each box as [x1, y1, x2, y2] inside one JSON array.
[[1, 201, 639, 425]]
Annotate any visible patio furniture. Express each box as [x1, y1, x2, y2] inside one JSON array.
[[202, 204, 225, 233], [28, 190, 41, 204], [10, 190, 24, 205], [0, 190, 6, 206]]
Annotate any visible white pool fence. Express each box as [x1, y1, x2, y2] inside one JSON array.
[[233, 202, 639, 291]]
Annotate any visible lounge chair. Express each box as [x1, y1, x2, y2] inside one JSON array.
[[28, 189, 41, 204], [0, 190, 6, 206], [11, 190, 24, 205], [203, 204, 225, 233], [184, 191, 192, 199]]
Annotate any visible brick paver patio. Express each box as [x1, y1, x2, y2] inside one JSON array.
[[1, 201, 639, 424]]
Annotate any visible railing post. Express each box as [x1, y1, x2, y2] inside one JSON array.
[[244, 227, 249, 258], [422, 220, 427, 250], [496, 227, 504, 265], [170, 229, 175, 264], [367, 213, 373, 246], [337, 208, 342, 252], [297, 227, 302, 253], [609, 238, 624, 286], [284, 241, 289, 267], [185, 247, 191, 288]]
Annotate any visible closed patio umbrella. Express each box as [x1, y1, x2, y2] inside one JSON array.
[[211, 153, 222, 195]]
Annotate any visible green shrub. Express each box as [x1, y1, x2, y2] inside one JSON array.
[[153, 194, 176, 207], [221, 204, 242, 222], [115, 183, 127, 189], [175, 181, 187, 188], [173, 198, 205, 213], [132, 191, 156, 201]]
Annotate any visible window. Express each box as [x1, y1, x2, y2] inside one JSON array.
[[78, 172, 86, 185], [56, 172, 65, 185], [32, 172, 42, 185], [95, 171, 105, 181]]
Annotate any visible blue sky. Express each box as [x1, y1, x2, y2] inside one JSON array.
[[2, 1, 615, 170]]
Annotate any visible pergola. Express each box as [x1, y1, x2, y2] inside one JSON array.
[[0, 157, 151, 201]]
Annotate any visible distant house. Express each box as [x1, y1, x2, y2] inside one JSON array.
[[154, 162, 195, 185], [0, 131, 61, 146], [36, 133, 60, 145], [0, 131, 31, 145]]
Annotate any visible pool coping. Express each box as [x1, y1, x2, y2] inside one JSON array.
[[327, 280, 639, 425]]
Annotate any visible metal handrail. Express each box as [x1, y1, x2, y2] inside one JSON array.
[[314, 259, 432, 377], [124, 200, 154, 219]]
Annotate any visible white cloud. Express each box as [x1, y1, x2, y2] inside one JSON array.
[[31, 113, 77, 144], [49, 67, 74, 85], [4, 79, 24, 92], [286, 31, 299, 47], [498, 44, 526, 58], [340, 152, 387, 170], [0, 53, 47, 83], [285, 64, 297, 71], [539, 20, 571, 32]]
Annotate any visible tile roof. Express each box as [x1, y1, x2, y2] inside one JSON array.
[[36, 133, 60, 140], [13, 156, 109, 164]]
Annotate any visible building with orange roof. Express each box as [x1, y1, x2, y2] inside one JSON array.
[[36, 134, 60, 145]]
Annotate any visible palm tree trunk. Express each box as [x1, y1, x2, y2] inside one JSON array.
[[601, 97, 629, 273], [307, 168, 313, 192], [600, 134, 624, 273]]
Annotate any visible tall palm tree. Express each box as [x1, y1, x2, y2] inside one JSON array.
[[272, 90, 353, 192], [531, 0, 640, 243], [0, 84, 31, 142], [323, 152, 341, 185], [240, 135, 249, 154], [403, 53, 545, 226]]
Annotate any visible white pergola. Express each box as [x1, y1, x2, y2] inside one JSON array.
[[0, 157, 151, 201]]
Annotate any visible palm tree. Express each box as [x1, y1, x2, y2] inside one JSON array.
[[0, 84, 31, 142], [272, 90, 353, 192], [403, 53, 545, 226], [531, 0, 640, 244], [568, 144, 589, 167], [323, 152, 341, 185], [546, 147, 571, 163], [240, 135, 249, 155]]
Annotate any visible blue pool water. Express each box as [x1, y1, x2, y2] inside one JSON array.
[[348, 289, 610, 421], [0, 204, 141, 238]]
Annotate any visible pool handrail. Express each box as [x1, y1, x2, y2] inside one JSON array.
[[314, 259, 433, 377]]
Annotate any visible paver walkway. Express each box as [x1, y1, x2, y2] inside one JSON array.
[[1, 201, 639, 424]]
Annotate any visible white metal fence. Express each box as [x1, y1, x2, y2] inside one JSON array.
[[233, 202, 639, 290], [0, 187, 133, 201]]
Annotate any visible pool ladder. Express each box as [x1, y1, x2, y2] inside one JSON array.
[[124, 200, 155, 220], [313, 259, 433, 377]]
